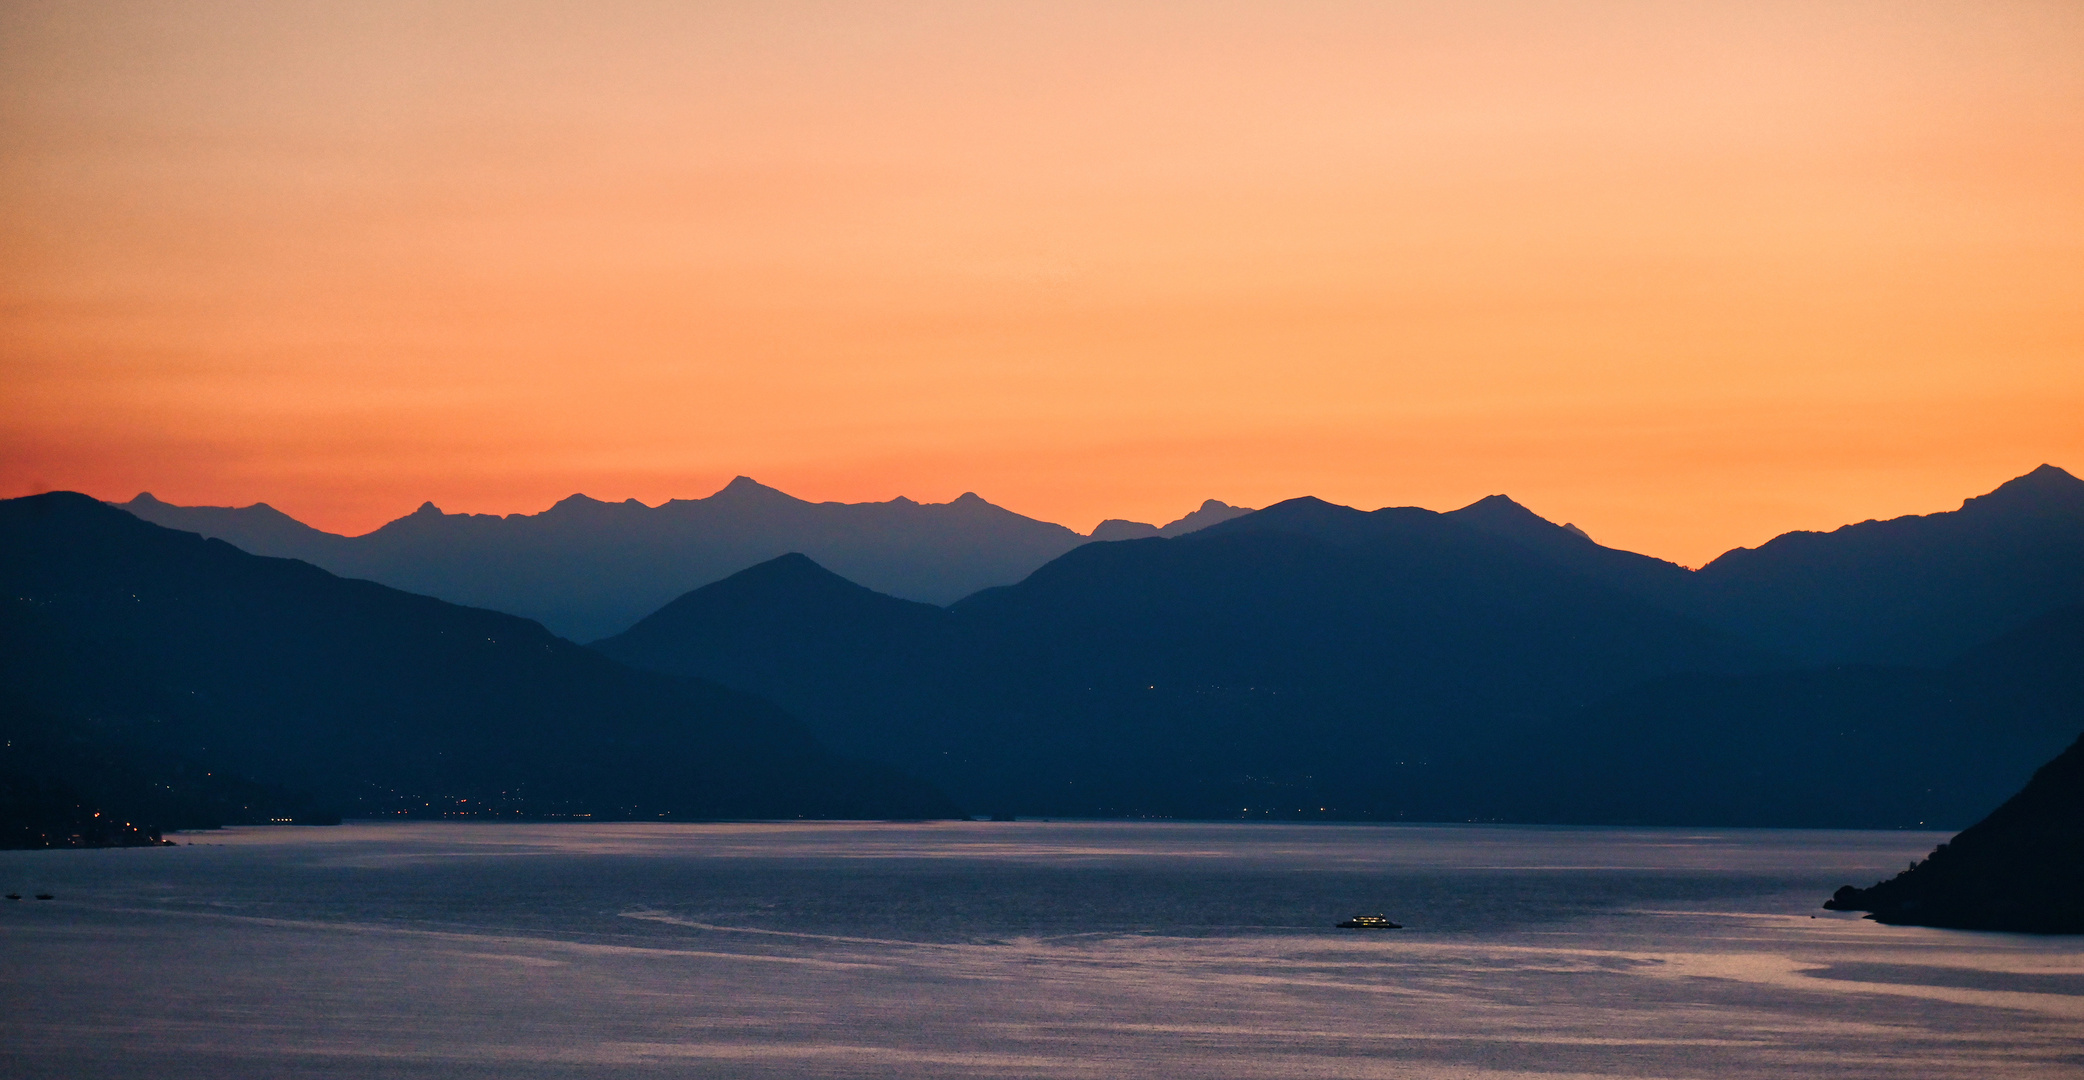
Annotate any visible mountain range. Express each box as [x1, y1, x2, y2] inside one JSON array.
[[0, 492, 956, 844], [117, 481, 1251, 642], [20, 463, 2083, 833], [116, 467, 2084, 665], [596, 466, 2084, 826]]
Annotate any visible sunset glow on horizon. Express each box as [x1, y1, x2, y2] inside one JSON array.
[[4, 0, 2080, 565]]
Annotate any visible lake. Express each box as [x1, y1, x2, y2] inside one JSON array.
[[2, 821, 2079, 1078]]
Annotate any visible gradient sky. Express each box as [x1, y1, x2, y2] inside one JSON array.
[[3, 1, 2079, 565]]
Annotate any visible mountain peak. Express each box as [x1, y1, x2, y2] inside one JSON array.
[[710, 476, 795, 503], [1454, 493, 1541, 520], [1963, 465, 2084, 515], [1443, 493, 1587, 545], [598, 550, 927, 645], [1194, 496, 1375, 542], [742, 551, 831, 580], [128, 492, 165, 507], [696, 551, 890, 595], [951, 492, 987, 505], [2023, 463, 2077, 483], [541, 493, 653, 520], [1089, 518, 1162, 542], [18, 490, 123, 518], [1158, 499, 1253, 537], [411, 501, 443, 517], [1261, 495, 1340, 512]]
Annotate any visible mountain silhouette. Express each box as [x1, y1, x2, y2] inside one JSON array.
[[595, 553, 957, 764], [124, 491, 346, 553], [121, 466, 2083, 663], [1438, 494, 1695, 604], [117, 484, 1253, 642], [1825, 723, 2084, 933], [1184, 467, 2084, 668], [98, 465, 2084, 826], [597, 508, 1772, 819], [1088, 500, 1255, 541], [597, 469, 2083, 824], [1685, 465, 2084, 664], [0, 492, 956, 842], [117, 479, 1099, 642]]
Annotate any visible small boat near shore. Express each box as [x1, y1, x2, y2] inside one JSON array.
[[1336, 914, 1401, 929]]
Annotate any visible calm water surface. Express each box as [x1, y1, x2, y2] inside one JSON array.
[[2, 821, 2078, 1078]]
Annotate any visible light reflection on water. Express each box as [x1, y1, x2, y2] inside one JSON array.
[[1, 821, 2078, 1078]]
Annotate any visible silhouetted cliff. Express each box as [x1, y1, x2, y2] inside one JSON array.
[[1825, 728, 2084, 933]]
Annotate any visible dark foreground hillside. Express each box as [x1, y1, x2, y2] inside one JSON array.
[[1825, 730, 2084, 933], [0, 492, 956, 845]]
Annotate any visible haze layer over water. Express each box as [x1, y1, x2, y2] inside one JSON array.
[[2, 821, 2078, 1078]]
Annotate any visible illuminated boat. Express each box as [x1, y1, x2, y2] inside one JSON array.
[[1336, 914, 1401, 929]]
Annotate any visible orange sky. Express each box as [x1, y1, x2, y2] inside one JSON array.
[[3, 0, 2080, 565]]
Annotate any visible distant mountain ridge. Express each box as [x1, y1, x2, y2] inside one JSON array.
[[47, 464, 2084, 829], [116, 481, 1245, 641], [0, 492, 956, 842], [1687, 465, 2084, 663], [1181, 465, 2084, 666], [121, 466, 2084, 663], [593, 465, 2084, 826], [1089, 500, 1255, 541]]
